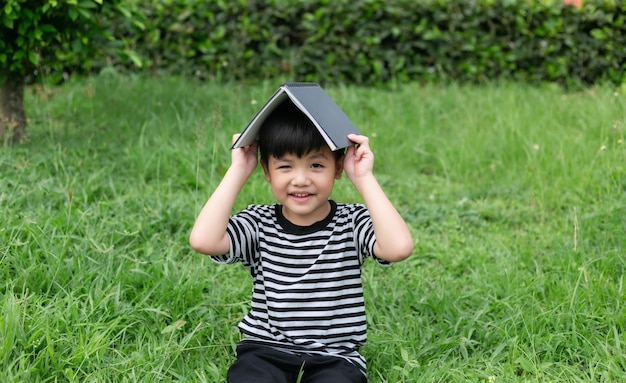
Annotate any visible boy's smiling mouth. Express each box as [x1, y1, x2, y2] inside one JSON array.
[[291, 193, 311, 198]]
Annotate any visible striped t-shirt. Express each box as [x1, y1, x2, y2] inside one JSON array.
[[212, 200, 390, 373]]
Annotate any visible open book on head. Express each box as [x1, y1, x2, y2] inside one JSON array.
[[232, 82, 361, 151]]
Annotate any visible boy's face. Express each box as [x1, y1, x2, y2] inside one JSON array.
[[261, 145, 343, 226]]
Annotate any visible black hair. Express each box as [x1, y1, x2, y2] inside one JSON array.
[[258, 100, 344, 164]]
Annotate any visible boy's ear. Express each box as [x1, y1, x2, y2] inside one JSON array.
[[260, 159, 271, 181], [334, 156, 344, 180]]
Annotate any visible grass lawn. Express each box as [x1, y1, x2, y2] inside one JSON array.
[[1, 75, 625, 382]]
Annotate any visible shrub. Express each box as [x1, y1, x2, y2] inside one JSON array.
[[58, 0, 626, 86]]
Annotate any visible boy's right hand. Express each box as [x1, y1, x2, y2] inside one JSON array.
[[231, 134, 258, 177]]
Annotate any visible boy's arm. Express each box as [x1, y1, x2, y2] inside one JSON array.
[[344, 134, 414, 262], [189, 136, 258, 256]]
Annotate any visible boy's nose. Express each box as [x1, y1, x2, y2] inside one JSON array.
[[291, 170, 310, 185]]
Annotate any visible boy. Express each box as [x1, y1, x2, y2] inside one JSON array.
[[189, 101, 413, 382]]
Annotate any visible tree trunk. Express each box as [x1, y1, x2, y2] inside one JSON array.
[[0, 74, 27, 145]]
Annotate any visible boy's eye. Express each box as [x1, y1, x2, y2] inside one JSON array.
[[311, 163, 324, 169], [277, 165, 291, 169]]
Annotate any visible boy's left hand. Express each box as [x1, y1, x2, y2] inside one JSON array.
[[343, 134, 375, 182]]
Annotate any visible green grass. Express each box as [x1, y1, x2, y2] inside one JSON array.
[[1, 74, 625, 382]]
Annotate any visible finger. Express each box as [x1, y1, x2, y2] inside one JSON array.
[[357, 135, 370, 148], [347, 134, 367, 145], [356, 139, 372, 157], [245, 141, 259, 153], [355, 146, 366, 161]]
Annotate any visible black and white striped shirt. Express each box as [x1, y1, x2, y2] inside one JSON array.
[[213, 200, 390, 373]]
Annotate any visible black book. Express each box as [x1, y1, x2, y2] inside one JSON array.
[[232, 82, 360, 151]]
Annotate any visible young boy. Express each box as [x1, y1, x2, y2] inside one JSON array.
[[189, 101, 413, 382]]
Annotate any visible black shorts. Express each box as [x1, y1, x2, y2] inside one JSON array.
[[226, 342, 367, 383]]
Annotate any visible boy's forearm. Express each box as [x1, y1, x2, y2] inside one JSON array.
[[189, 166, 250, 255], [352, 174, 413, 262]]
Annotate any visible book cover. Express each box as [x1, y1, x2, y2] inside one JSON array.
[[232, 82, 360, 151]]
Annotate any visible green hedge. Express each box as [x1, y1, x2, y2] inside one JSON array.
[[72, 0, 626, 86]]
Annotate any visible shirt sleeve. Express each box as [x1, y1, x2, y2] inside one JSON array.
[[352, 204, 392, 267], [210, 205, 261, 274]]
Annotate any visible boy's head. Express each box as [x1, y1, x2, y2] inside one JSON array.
[[258, 100, 345, 165]]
